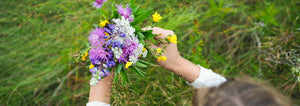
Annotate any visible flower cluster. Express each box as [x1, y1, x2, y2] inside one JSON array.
[[87, 4, 148, 86], [80, 0, 169, 86]]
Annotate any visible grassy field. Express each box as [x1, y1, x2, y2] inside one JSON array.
[[1, 0, 300, 105]]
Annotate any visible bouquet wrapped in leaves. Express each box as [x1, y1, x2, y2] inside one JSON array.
[[79, 0, 174, 86]]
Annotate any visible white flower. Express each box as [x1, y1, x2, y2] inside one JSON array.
[[111, 16, 147, 64], [112, 47, 123, 59], [129, 55, 138, 63], [90, 77, 98, 86], [113, 36, 124, 44], [134, 44, 144, 56], [129, 44, 145, 64], [142, 49, 148, 58], [112, 16, 136, 42]]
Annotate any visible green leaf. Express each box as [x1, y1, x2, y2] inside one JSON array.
[[120, 70, 129, 85], [132, 5, 141, 16], [133, 26, 141, 31], [142, 30, 155, 40], [137, 32, 145, 40], [110, 1, 116, 18], [139, 60, 151, 65], [129, 0, 134, 5], [130, 66, 146, 77], [114, 72, 119, 82], [131, 9, 152, 26], [140, 39, 145, 45], [116, 63, 122, 74], [135, 8, 148, 16], [93, 24, 98, 28], [99, 9, 108, 20], [136, 61, 147, 68]]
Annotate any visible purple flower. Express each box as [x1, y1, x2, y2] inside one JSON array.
[[116, 40, 138, 63], [123, 40, 138, 56], [89, 47, 108, 63], [89, 28, 105, 47], [116, 4, 134, 21], [116, 55, 127, 63], [93, 0, 107, 9]]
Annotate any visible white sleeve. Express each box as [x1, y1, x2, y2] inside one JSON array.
[[187, 65, 227, 89], [86, 101, 110, 106]]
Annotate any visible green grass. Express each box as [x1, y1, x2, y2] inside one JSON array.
[[1, 0, 299, 105]]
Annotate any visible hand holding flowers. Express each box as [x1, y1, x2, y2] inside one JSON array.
[[142, 27, 182, 72], [79, 0, 179, 86], [85, 1, 199, 105]]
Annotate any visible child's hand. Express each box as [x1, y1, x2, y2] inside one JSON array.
[[142, 27, 182, 71], [142, 27, 200, 83]]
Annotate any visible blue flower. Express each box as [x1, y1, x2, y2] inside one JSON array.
[[104, 28, 112, 34], [112, 40, 121, 48], [103, 35, 110, 39], [103, 69, 110, 76], [107, 60, 116, 67], [119, 33, 126, 38], [99, 70, 106, 77], [90, 67, 98, 75], [106, 39, 112, 47], [108, 24, 115, 31], [91, 59, 101, 65]]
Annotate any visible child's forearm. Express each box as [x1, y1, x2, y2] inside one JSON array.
[[88, 72, 114, 103], [169, 57, 200, 83]]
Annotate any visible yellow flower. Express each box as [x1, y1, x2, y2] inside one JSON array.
[[89, 63, 95, 69], [152, 12, 162, 22], [142, 48, 147, 52], [157, 56, 167, 61], [100, 20, 109, 27], [167, 35, 177, 44], [82, 51, 88, 61], [125, 62, 133, 68], [155, 48, 162, 53]]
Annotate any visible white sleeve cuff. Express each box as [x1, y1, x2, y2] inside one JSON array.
[[86, 101, 110, 106], [187, 65, 227, 89]]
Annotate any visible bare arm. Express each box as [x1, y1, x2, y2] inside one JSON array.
[[143, 27, 200, 83], [88, 72, 114, 103]]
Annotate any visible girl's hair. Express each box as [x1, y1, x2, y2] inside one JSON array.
[[193, 77, 290, 106]]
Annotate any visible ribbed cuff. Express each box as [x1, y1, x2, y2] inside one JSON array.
[[86, 101, 110, 106], [187, 65, 226, 89]]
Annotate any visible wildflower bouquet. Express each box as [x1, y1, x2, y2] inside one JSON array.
[[79, 0, 174, 86]]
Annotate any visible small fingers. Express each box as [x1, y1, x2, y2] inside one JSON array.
[[145, 41, 158, 49]]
